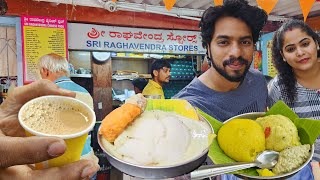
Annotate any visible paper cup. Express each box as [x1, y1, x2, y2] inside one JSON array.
[[18, 95, 96, 169]]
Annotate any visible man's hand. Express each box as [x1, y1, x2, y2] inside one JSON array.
[[0, 80, 99, 179], [0, 79, 76, 137], [0, 136, 66, 168], [0, 160, 99, 180]]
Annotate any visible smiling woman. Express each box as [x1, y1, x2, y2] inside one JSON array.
[[269, 19, 320, 112], [268, 19, 320, 179]]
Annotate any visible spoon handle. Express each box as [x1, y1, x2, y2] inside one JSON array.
[[190, 162, 257, 180]]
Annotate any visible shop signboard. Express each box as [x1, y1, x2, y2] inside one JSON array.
[[21, 15, 68, 84], [68, 23, 206, 55]]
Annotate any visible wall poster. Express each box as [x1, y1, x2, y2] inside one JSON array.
[[267, 40, 277, 77], [21, 15, 67, 84]]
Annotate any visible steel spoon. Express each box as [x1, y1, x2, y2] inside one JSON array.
[[191, 150, 279, 180]]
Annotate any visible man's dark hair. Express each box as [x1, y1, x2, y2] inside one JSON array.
[[199, 0, 268, 49], [272, 19, 320, 104], [150, 59, 171, 78], [132, 78, 148, 92]]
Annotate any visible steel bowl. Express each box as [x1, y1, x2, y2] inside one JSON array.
[[97, 114, 214, 179], [226, 112, 314, 180]]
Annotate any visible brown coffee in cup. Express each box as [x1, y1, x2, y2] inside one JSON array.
[[19, 95, 96, 168], [20, 98, 92, 135]]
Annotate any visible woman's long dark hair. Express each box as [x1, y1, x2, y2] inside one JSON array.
[[272, 19, 320, 104]]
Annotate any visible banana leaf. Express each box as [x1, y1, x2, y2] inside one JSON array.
[[266, 100, 320, 145], [197, 108, 258, 176]]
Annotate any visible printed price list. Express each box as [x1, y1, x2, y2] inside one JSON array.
[[23, 26, 66, 82]]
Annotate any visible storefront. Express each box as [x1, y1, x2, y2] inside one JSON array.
[[67, 22, 206, 180], [2, 1, 320, 179], [67, 22, 206, 120]]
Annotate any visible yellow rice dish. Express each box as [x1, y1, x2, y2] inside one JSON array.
[[256, 115, 301, 152]]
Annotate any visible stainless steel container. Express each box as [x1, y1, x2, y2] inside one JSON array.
[[97, 114, 213, 179], [226, 112, 314, 180]]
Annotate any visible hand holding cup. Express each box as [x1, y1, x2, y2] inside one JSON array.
[[0, 79, 99, 179]]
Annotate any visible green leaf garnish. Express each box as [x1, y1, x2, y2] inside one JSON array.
[[294, 118, 320, 144], [265, 100, 299, 121], [266, 100, 320, 145]]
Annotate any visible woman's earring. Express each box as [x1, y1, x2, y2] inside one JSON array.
[[283, 58, 286, 62]]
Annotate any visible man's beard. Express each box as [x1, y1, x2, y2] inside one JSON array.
[[210, 57, 251, 82]]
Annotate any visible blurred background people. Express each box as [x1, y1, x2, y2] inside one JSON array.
[[39, 53, 93, 109], [132, 78, 148, 94], [142, 59, 171, 99], [269, 19, 320, 177], [38, 53, 97, 164]]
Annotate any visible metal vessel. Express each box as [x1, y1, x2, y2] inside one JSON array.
[[97, 114, 213, 179]]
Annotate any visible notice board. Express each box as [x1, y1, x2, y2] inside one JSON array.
[[21, 16, 67, 84]]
